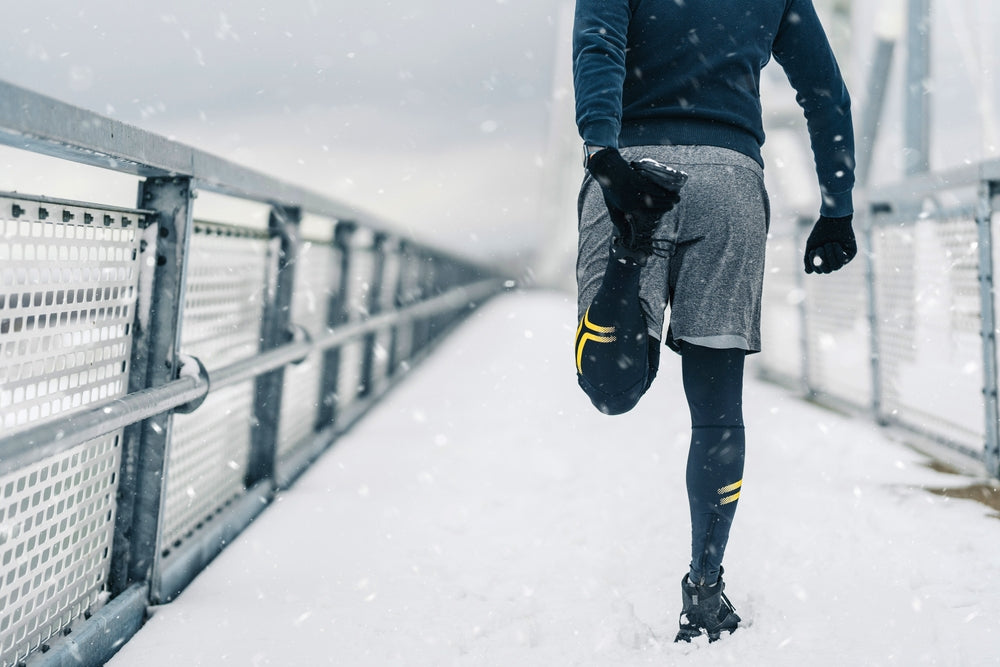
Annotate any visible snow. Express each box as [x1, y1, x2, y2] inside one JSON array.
[[109, 291, 1000, 666]]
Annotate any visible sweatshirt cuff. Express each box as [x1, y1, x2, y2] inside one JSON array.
[[820, 188, 854, 218], [579, 120, 620, 150]]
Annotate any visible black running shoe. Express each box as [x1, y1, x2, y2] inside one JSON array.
[[674, 571, 741, 643], [610, 159, 687, 264]]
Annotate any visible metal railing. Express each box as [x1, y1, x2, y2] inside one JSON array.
[[0, 81, 509, 667], [757, 159, 1000, 479]]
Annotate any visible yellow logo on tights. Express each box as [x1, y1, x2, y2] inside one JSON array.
[[718, 479, 742, 506], [575, 308, 617, 374]]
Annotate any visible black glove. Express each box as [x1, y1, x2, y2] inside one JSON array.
[[804, 214, 857, 274], [587, 148, 682, 218]]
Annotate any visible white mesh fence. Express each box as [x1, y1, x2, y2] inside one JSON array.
[[336, 249, 375, 410], [0, 197, 141, 666], [757, 206, 991, 458], [277, 238, 338, 461], [160, 222, 271, 554], [758, 234, 805, 383], [872, 211, 985, 450]]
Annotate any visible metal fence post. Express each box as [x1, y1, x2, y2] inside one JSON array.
[[977, 180, 1000, 475], [247, 206, 301, 487], [359, 232, 389, 398], [386, 240, 408, 377], [856, 36, 896, 188], [796, 216, 813, 397], [866, 203, 888, 424], [407, 252, 426, 356], [904, 0, 932, 176], [317, 221, 356, 426], [110, 176, 195, 594], [416, 255, 436, 352]]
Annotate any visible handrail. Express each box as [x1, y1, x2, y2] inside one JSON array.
[[212, 278, 504, 389], [310, 278, 503, 360], [867, 158, 1000, 207], [0, 81, 381, 229], [0, 375, 208, 477], [0, 279, 506, 476], [0, 80, 487, 271]]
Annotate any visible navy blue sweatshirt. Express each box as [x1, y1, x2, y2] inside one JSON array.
[[573, 0, 855, 217]]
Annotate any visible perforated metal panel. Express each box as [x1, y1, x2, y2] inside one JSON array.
[[0, 198, 142, 435], [336, 249, 375, 410], [369, 251, 402, 387], [392, 252, 424, 367], [872, 212, 985, 448], [0, 195, 141, 667], [803, 239, 872, 407], [160, 222, 272, 552], [0, 436, 120, 667], [277, 238, 338, 460], [757, 235, 805, 383]]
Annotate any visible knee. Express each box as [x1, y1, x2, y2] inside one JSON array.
[[577, 337, 660, 416], [578, 372, 647, 415], [681, 344, 745, 427]]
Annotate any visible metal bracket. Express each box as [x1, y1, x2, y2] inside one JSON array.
[[174, 354, 211, 414], [286, 324, 312, 365]]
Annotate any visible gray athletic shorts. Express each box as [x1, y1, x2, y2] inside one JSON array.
[[577, 145, 770, 354]]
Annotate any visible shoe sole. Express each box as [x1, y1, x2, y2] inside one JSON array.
[[674, 626, 737, 643]]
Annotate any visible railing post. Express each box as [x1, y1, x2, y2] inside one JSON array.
[[110, 176, 195, 594], [904, 0, 932, 176], [436, 262, 459, 334], [866, 202, 888, 425], [247, 205, 301, 487], [977, 181, 1000, 475], [796, 216, 813, 397], [415, 255, 436, 352], [318, 220, 356, 426], [857, 35, 897, 188], [387, 240, 408, 377], [359, 232, 390, 398], [401, 250, 421, 358]]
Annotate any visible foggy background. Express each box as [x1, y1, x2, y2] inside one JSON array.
[[0, 0, 571, 272], [1, 1, 999, 280]]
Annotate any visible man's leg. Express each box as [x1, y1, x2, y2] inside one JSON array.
[[675, 342, 744, 641], [682, 342, 745, 584], [575, 245, 660, 415]]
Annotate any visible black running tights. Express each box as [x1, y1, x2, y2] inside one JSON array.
[[682, 343, 745, 586], [575, 252, 745, 586]]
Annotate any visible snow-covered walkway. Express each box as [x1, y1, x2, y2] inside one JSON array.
[[110, 291, 1000, 666]]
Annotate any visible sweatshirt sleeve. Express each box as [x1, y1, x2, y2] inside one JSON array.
[[772, 0, 855, 218], [572, 0, 632, 148]]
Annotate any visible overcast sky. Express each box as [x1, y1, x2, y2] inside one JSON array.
[[1, 0, 574, 265], [3, 2, 997, 271]]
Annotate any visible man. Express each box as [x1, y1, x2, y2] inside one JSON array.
[[572, 0, 856, 643]]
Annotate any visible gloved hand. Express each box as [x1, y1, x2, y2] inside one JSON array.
[[804, 214, 857, 274], [587, 148, 682, 219]]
